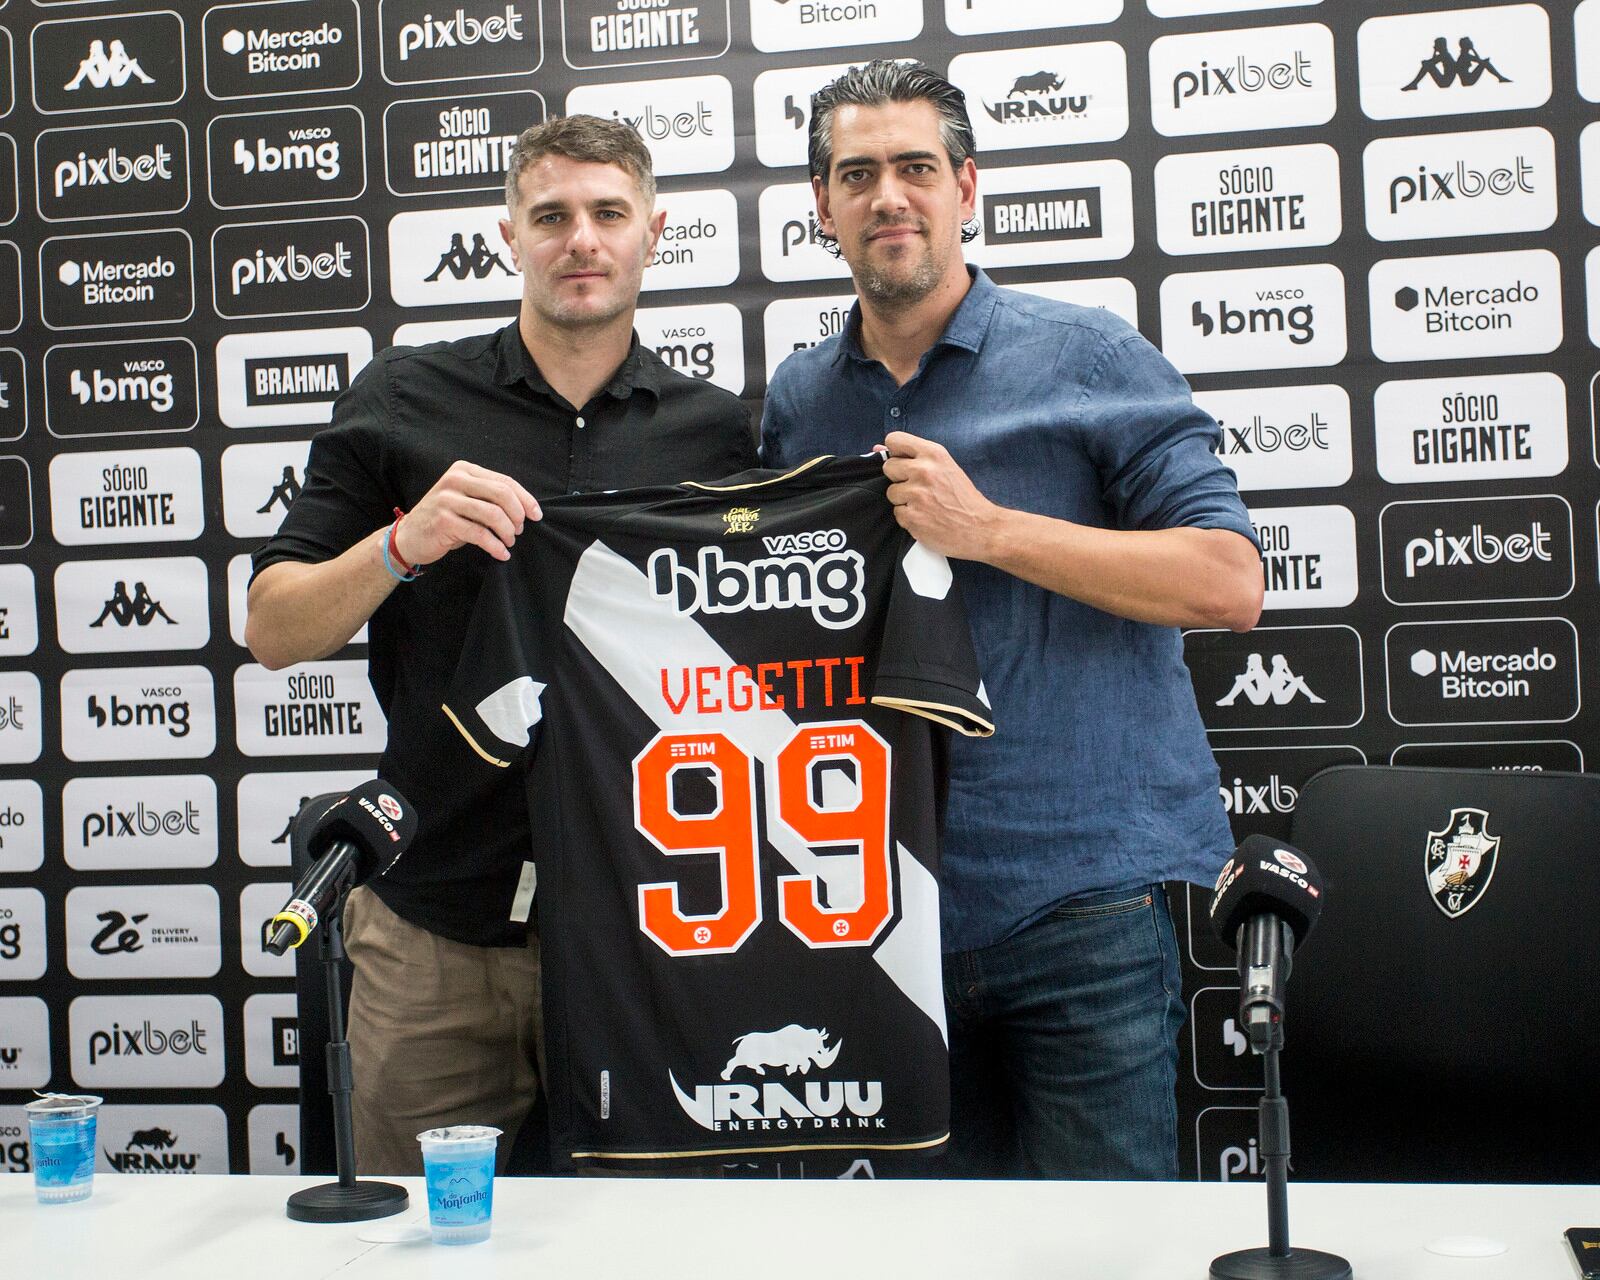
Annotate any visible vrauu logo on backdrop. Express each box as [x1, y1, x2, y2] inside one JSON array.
[[97, 1105, 229, 1174], [35, 120, 189, 222], [0, 998, 50, 1090], [1357, 4, 1551, 121], [1154, 143, 1341, 256], [202, 0, 361, 100], [44, 339, 200, 439], [949, 43, 1129, 153], [1194, 384, 1352, 492], [1368, 248, 1561, 363], [561, 0, 731, 69], [383, 90, 543, 197], [1149, 23, 1335, 137], [1363, 127, 1556, 242], [380, 0, 541, 84], [1374, 372, 1568, 485], [207, 106, 366, 208], [31, 11, 185, 115]]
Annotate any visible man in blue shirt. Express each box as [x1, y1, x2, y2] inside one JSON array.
[[761, 61, 1263, 1179]]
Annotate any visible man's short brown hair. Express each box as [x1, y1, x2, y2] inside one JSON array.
[[504, 115, 656, 210]]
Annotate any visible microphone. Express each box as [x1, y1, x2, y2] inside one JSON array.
[[263, 781, 417, 956], [1209, 834, 1324, 1053]]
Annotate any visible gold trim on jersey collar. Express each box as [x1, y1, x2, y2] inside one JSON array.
[[681, 455, 834, 492]]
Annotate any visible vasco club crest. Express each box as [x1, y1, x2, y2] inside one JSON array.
[[1424, 807, 1500, 919]]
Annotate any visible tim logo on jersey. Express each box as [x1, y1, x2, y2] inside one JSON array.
[[669, 1024, 886, 1134], [648, 524, 866, 630]]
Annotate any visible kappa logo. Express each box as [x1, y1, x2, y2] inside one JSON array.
[[63, 39, 157, 91], [1426, 808, 1499, 918], [32, 14, 185, 116], [1215, 654, 1324, 707], [1399, 36, 1513, 93], [1356, 6, 1552, 122], [90, 581, 177, 628], [671, 1025, 885, 1133], [427, 233, 514, 282], [649, 538, 866, 630], [257, 466, 303, 516]]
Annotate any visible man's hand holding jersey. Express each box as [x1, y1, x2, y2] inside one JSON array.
[[395, 460, 543, 568]]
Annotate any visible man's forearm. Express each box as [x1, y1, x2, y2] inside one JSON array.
[[245, 528, 398, 669], [980, 511, 1263, 632]]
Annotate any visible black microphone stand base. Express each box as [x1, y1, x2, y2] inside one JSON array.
[[286, 1179, 409, 1224], [1210, 1246, 1352, 1280]]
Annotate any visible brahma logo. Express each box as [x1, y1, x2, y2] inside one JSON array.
[[69, 995, 225, 1088], [1160, 263, 1347, 374], [48, 446, 204, 547], [973, 160, 1133, 269], [1357, 5, 1551, 121], [750, 0, 919, 55], [1149, 24, 1335, 137], [203, 0, 361, 100], [635, 302, 744, 394], [649, 537, 866, 630], [1387, 617, 1580, 725], [567, 75, 734, 177], [212, 217, 370, 319], [36, 120, 189, 222], [1380, 495, 1573, 605], [31, 12, 185, 115], [671, 1025, 886, 1133], [1369, 248, 1562, 363], [233, 660, 387, 757], [215, 327, 372, 429], [380, 0, 541, 84], [383, 90, 543, 197], [1364, 127, 1555, 242], [45, 339, 200, 439], [1194, 384, 1351, 492], [1374, 373, 1568, 485], [1154, 143, 1341, 256], [65, 885, 222, 980], [644, 189, 739, 292], [561, 0, 731, 70], [244, 993, 299, 1087], [207, 106, 365, 208], [946, 0, 1120, 36], [950, 43, 1129, 153], [1185, 624, 1364, 734], [61, 665, 217, 762], [40, 229, 194, 331], [1249, 505, 1358, 611], [63, 773, 217, 871]]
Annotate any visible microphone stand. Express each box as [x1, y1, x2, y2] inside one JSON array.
[[286, 881, 409, 1224], [1210, 925, 1350, 1280]]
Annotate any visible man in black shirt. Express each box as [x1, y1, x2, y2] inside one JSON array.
[[246, 115, 755, 1174]]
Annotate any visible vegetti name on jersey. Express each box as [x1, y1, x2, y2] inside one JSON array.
[[443, 454, 993, 1168]]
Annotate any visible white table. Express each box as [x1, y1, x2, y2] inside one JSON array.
[[1, 1174, 1593, 1279]]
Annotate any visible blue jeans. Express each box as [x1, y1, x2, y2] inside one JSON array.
[[940, 885, 1184, 1179]]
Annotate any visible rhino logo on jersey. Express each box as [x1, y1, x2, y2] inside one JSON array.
[[721, 1024, 842, 1080]]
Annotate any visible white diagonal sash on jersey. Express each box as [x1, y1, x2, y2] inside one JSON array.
[[564, 539, 946, 1043]]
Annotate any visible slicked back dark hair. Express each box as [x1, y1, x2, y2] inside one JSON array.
[[807, 60, 980, 249]]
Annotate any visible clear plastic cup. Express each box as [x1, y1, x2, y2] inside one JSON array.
[[25, 1094, 102, 1204], [417, 1125, 501, 1245]]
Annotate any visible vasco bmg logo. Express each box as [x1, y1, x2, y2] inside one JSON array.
[[383, 91, 542, 197], [207, 106, 365, 209], [211, 217, 370, 319], [381, 1, 541, 84], [36, 121, 189, 223], [45, 339, 200, 438], [203, 0, 361, 100], [40, 229, 194, 331], [32, 12, 185, 115]]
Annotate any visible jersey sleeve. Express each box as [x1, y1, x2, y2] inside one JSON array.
[[870, 538, 995, 738], [441, 560, 548, 770]]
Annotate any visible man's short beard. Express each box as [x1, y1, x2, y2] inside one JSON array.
[[850, 229, 948, 308]]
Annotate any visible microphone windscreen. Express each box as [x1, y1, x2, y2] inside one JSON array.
[[1209, 833, 1324, 950], [303, 779, 418, 878], [289, 793, 347, 869]]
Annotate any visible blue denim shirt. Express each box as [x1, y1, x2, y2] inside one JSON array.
[[761, 268, 1258, 952]]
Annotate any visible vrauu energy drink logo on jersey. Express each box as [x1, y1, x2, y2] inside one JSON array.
[[649, 529, 866, 629], [36, 120, 189, 222], [670, 1025, 887, 1134]]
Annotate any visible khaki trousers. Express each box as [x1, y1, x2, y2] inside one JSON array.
[[341, 884, 545, 1176]]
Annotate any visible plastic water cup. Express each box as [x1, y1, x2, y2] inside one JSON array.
[[417, 1125, 501, 1245], [25, 1094, 102, 1205]]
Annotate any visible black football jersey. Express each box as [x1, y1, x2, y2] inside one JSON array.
[[444, 454, 993, 1168]]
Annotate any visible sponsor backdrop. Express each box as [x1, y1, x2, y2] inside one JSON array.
[[0, 0, 1595, 1181]]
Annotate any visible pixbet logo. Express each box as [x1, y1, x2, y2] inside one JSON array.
[[1403, 522, 1550, 578], [213, 218, 370, 319], [1380, 495, 1573, 605], [88, 1018, 206, 1064], [1149, 25, 1336, 137], [64, 774, 218, 871], [383, 1, 540, 83], [54, 143, 173, 199], [232, 241, 350, 295], [36, 121, 189, 223], [565, 75, 734, 177], [1366, 127, 1555, 242], [398, 5, 524, 60], [1196, 385, 1352, 493]]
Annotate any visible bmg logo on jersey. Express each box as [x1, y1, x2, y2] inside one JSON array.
[[1194, 384, 1351, 492], [217, 327, 373, 429], [61, 666, 217, 762], [212, 217, 370, 319], [36, 120, 189, 223], [1374, 372, 1568, 485], [567, 75, 734, 177], [45, 339, 200, 438], [40, 229, 194, 331], [0, 890, 47, 981], [66, 885, 222, 981], [950, 43, 1129, 154], [381, 1, 542, 84], [203, 0, 361, 100], [1154, 143, 1341, 257], [1387, 617, 1579, 726], [1364, 127, 1556, 242], [1381, 495, 1573, 606], [1149, 24, 1335, 137], [946, 0, 1121, 37], [1250, 505, 1358, 610], [54, 556, 210, 654], [69, 995, 225, 1088], [1185, 624, 1364, 734], [973, 160, 1133, 269], [64, 774, 217, 871], [561, 0, 732, 69], [384, 91, 542, 197], [751, 0, 920, 54], [1357, 6, 1551, 122], [234, 661, 387, 756], [0, 672, 42, 766], [207, 106, 366, 209], [635, 302, 745, 394], [1368, 248, 1561, 363], [49, 447, 204, 546], [1160, 264, 1347, 374], [31, 11, 185, 116]]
